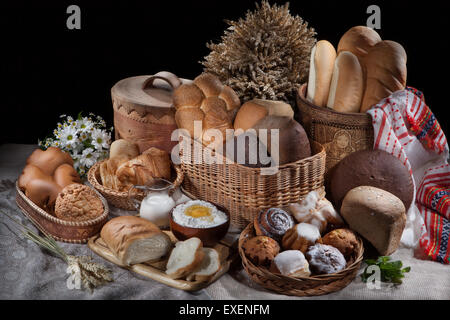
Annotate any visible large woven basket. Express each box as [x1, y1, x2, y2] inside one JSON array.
[[238, 222, 364, 296], [15, 182, 109, 244], [180, 137, 326, 229], [88, 161, 184, 211], [296, 84, 374, 178]]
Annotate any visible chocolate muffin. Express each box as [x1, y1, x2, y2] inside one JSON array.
[[329, 149, 414, 211]]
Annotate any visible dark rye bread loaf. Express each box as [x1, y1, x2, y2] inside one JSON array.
[[329, 149, 414, 211]]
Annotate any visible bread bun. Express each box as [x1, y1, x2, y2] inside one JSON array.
[[360, 40, 407, 112], [337, 26, 381, 60], [307, 40, 336, 107], [101, 216, 172, 266], [306, 243, 347, 275], [109, 139, 140, 160], [55, 183, 103, 221], [327, 51, 364, 113], [18, 164, 53, 190], [53, 164, 82, 188], [233, 99, 294, 133], [25, 179, 62, 213], [329, 149, 414, 211], [242, 235, 280, 266], [341, 186, 406, 255], [282, 223, 322, 253], [322, 228, 359, 258], [254, 208, 295, 242], [173, 73, 240, 146], [26, 147, 73, 176]]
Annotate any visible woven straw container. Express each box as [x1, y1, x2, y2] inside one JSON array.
[[296, 84, 374, 179], [179, 136, 326, 229], [239, 222, 364, 296], [88, 161, 184, 211], [15, 182, 109, 244]]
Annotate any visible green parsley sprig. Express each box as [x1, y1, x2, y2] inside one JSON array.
[[361, 256, 411, 285]]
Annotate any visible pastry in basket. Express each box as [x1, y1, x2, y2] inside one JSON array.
[[165, 237, 204, 279], [282, 223, 322, 253], [340, 186, 406, 256], [173, 73, 240, 147], [287, 191, 344, 233], [269, 250, 311, 278], [254, 207, 295, 242], [98, 139, 171, 192], [322, 228, 359, 259], [306, 243, 347, 275], [242, 235, 280, 267], [101, 216, 172, 266], [54, 184, 104, 222], [18, 147, 81, 213]]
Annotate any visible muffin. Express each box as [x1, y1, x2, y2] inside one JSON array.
[[306, 243, 347, 275], [242, 235, 280, 266], [55, 183, 104, 221], [322, 228, 359, 258]]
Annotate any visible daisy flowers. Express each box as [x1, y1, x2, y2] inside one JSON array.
[[39, 112, 113, 177]]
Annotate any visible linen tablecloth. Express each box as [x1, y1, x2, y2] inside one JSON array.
[[1, 144, 449, 300]]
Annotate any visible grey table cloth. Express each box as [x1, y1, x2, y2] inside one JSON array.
[[1, 144, 449, 300]]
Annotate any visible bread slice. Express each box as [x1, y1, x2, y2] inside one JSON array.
[[186, 248, 221, 282], [165, 237, 204, 279]]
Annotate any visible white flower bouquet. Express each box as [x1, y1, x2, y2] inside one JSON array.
[[39, 113, 113, 177]]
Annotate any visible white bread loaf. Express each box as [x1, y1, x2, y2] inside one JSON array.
[[100, 216, 172, 266], [165, 237, 205, 279], [109, 139, 140, 160], [186, 247, 221, 281], [337, 26, 381, 61], [360, 40, 407, 112], [327, 51, 364, 113], [233, 99, 294, 133], [307, 40, 336, 107], [340, 186, 406, 255]]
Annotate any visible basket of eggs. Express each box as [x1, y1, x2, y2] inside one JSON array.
[[175, 73, 327, 230], [238, 191, 364, 296], [88, 139, 184, 211], [16, 147, 109, 243]]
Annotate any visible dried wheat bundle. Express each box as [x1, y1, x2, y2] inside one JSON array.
[[202, 1, 316, 104]]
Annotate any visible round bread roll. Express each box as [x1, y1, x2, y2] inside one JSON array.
[[254, 208, 295, 242], [173, 73, 239, 146], [18, 164, 53, 190], [327, 51, 364, 113], [337, 26, 382, 60], [25, 179, 62, 213], [329, 149, 414, 211], [26, 147, 74, 176], [109, 139, 140, 160], [307, 40, 337, 107], [360, 40, 407, 112], [53, 163, 82, 188], [55, 184, 104, 221]]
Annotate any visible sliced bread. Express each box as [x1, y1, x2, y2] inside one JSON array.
[[165, 237, 204, 279], [186, 248, 221, 282]]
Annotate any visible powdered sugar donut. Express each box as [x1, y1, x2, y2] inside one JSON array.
[[306, 243, 347, 275]]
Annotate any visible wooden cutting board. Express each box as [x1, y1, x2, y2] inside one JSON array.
[[88, 231, 239, 291]]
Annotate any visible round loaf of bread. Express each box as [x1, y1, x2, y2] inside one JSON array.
[[329, 149, 414, 211], [55, 184, 104, 221]]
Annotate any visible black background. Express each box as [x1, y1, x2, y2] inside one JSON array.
[[2, 0, 449, 144]]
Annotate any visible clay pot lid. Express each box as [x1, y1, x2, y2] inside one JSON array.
[[112, 71, 190, 109]]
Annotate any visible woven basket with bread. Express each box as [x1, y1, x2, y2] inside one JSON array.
[[88, 139, 184, 211], [171, 74, 326, 229]]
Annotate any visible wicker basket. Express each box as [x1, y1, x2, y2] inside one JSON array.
[[180, 137, 326, 229], [88, 161, 184, 211], [238, 222, 364, 296], [296, 84, 374, 178], [15, 182, 109, 244]]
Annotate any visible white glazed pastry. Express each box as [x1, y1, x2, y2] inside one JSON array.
[[306, 243, 347, 275], [270, 250, 311, 277], [287, 191, 343, 233], [282, 222, 322, 253]]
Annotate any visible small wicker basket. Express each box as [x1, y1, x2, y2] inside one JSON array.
[[15, 182, 109, 244], [238, 222, 364, 296], [88, 161, 184, 211], [180, 137, 326, 229], [296, 84, 374, 178]]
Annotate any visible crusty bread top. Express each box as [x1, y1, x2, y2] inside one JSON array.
[[100, 216, 164, 261], [26, 147, 74, 176], [193, 73, 224, 97], [173, 83, 205, 109], [109, 139, 140, 160], [337, 26, 382, 59]]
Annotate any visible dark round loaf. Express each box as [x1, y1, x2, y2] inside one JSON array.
[[329, 149, 414, 211]]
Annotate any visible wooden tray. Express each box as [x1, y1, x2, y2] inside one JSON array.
[[88, 231, 239, 291]]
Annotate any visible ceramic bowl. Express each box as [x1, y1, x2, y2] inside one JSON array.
[[169, 203, 230, 247]]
